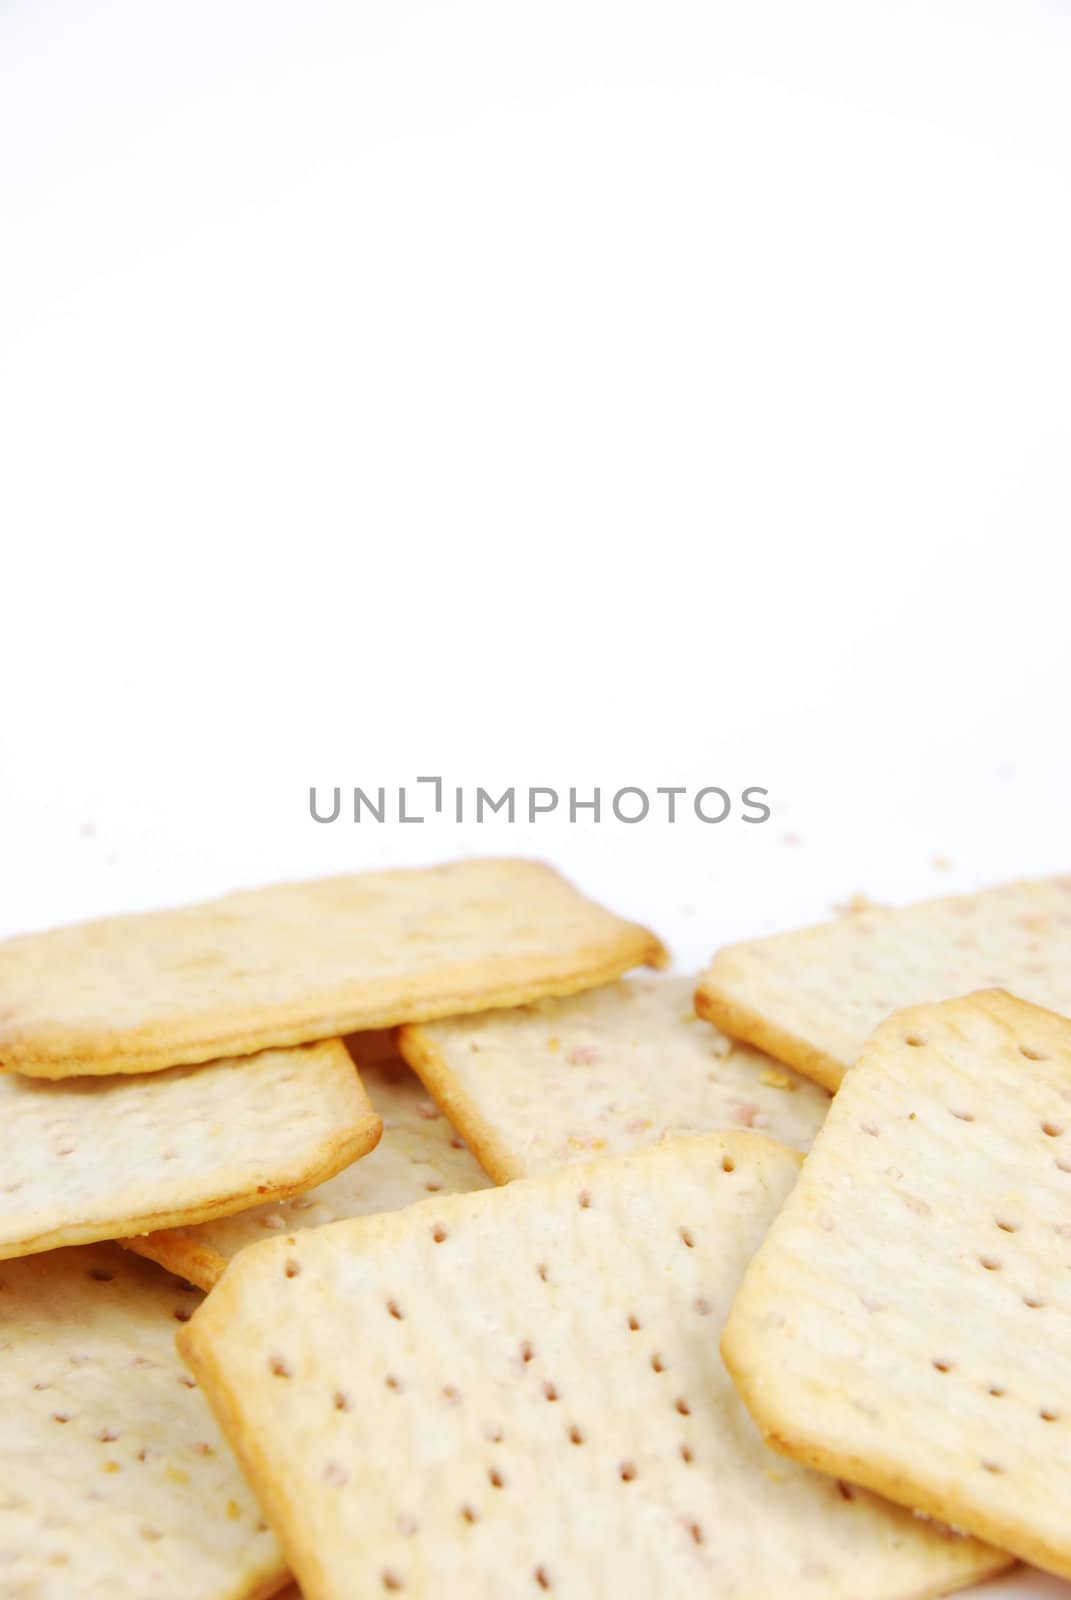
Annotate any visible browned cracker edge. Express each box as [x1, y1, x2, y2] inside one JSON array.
[[219, 1564, 296, 1600], [122, 1229, 229, 1291], [396, 1024, 519, 1185], [8, 931, 668, 1079], [695, 967, 846, 1092], [720, 1309, 1023, 1583], [179, 1290, 354, 1600], [178, 1294, 343, 1600]]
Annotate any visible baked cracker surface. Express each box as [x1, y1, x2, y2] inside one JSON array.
[[0, 1242, 288, 1599], [0, 1038, 380, 1260], [723, 989, 1071, 1579], [0, 858, 665, 1078], [399, 974, 829, 1181], [179, 1133, 1006, 1600], [696, 875, 1071, 1088]]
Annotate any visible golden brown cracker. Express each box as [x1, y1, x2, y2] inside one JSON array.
[[1, 859, 665, 1078]]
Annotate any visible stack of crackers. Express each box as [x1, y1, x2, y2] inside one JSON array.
[[2, 861, 1070, 1598]]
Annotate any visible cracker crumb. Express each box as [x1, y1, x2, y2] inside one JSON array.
[[759, 1067, 793, 1090], [834, 892, 881, 916]]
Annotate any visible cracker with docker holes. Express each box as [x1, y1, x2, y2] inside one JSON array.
[[696, 875, 1071, 1089], [723, 990, 1071, 1580], [126, 1044, 491, 1290], [0, 859, 665, 1079], [0, 1241, 288, 1600], [178, 1134, 1006, 1600], [0, 1039, 379, 1261], [399, 975, 830, 1181]]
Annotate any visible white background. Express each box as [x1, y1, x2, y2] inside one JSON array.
[[2, 5, 1070, 1591]]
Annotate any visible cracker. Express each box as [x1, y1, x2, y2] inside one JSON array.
[[0, 858, 665, 1079], [696, 875, 1071, 1089], [0, 1039, 379, 1261], [399, 975, 830, 1181], [722, 989, 1071, 1579], [0, 1241, 288, 1599], [126, 1046, 491, 1289], [178, 1133, 1005, 1599]]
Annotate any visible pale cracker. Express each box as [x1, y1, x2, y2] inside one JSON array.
[[126, 1046, 490, 1289], [398, 974, 830, 1181], [0, 858, 665, 1079], [696, 875, 1071, 1089], [0, 1039, 379, 1261], [723, 989, 1071, 1579], [0, 1241, 288, 1599], [179, 1133, 1006, 1600]]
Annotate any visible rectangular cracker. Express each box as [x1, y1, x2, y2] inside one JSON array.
[[0, 858, 665, 1079], [696, 875, 1071, 1089], [399, 974, 830, 1181], [0, 1241, 288, 1599], [178, 1133, 1005, 1600], [0, 1038, 379, 1261], [722, 989, 1071, 1579], [126, 1044, 491, 1289]]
